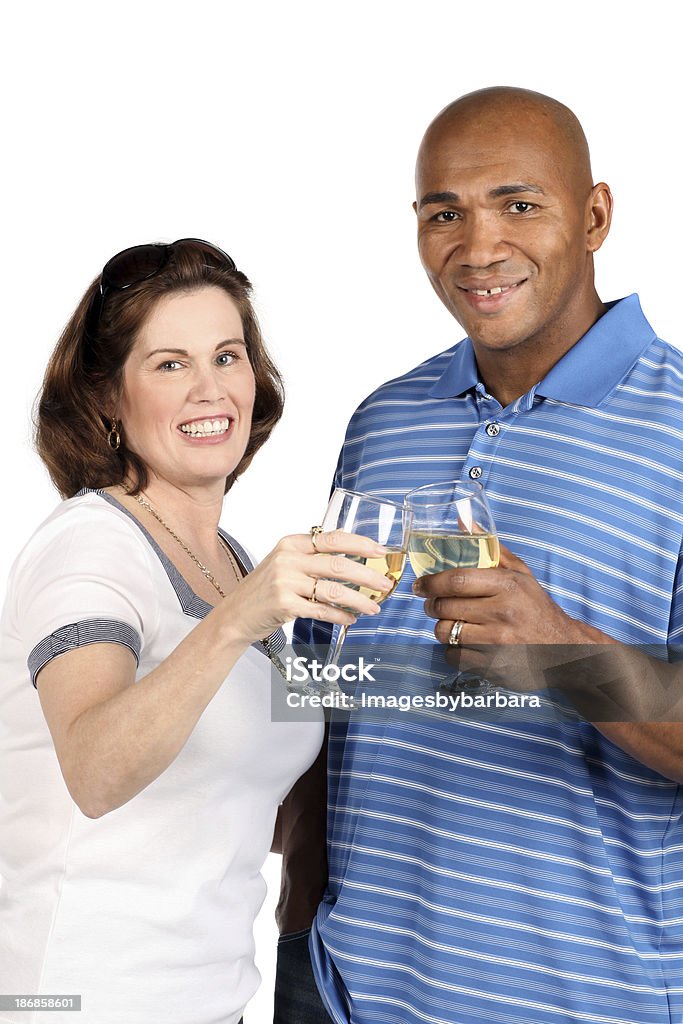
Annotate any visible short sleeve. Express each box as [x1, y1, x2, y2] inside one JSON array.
[[8, 497, 159, 686]]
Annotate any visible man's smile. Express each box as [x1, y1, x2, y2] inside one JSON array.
[[456, 278, 527, 312]]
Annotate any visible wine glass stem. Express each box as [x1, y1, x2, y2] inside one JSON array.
[[325, 624, 348, 670]]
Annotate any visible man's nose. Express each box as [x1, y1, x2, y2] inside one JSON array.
[[456, 211, 510, 268]]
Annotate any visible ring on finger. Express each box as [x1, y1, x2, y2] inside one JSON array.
[[448, 619, 465, 646], [310, 579, 320, 603], [310, 525, 323, 553]]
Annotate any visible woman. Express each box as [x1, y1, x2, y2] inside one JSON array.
[[0, 238, 390, 1024]]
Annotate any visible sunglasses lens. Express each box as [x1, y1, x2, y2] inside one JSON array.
[[87, 239, 236, 341], [174, 238, 236, 272], [102, 244, 169, 290]]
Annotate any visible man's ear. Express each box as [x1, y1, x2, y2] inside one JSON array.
[[586, 182, 613, 253]]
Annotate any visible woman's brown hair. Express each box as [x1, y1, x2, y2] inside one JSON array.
[[35, 241, 284, 498]]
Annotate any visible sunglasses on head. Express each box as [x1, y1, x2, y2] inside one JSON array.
[[84, 237, 237, 340]]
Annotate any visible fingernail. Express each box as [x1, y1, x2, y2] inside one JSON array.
[[413, 580, 424, 596]]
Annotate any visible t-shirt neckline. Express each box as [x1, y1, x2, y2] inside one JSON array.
[[75, 488, 250, 622]]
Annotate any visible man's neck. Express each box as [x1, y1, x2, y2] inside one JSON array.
[[473, 296, 607, 408]]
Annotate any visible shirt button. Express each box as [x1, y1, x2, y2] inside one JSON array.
[[469, 466, 483, 480], [486, 422, 501, 437]]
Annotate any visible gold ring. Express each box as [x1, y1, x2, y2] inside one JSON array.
[[310, 579, 319, 603], [310, 525, 323, 552], [448, 620, 465, 646]]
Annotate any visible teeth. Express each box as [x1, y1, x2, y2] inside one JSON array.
[[471, 285, 514, 296], [179, 418, 230, 436]]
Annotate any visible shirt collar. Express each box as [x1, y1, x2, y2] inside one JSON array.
[[429, 295, 657, 407], [428, 336, 480, 398]]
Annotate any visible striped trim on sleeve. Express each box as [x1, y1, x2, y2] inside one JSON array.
[[28, 618, 142, 687]]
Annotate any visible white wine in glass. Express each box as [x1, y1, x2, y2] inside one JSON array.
[[348, 549, 407, 602], [408, 531, 500, 576]]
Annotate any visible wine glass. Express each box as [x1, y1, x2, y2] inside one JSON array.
[[320, 488, 413, 678], [405, 480, 499, 575], [406, 480, 499, 692]]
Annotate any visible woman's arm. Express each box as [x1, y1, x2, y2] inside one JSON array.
[[37, 531, 391, 817], [37, 609, 251, 818]]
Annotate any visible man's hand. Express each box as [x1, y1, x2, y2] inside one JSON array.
[[412, 542, 599, 691], [413, 543, 591, 647], [412, 542, 683, 782]]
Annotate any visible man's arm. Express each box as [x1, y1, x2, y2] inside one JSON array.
[[415, 545, 683, 782]]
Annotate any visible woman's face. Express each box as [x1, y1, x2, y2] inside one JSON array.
[[118, 286, 256, 493]]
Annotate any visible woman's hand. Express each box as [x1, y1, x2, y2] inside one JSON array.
[[224, 530, 394, 643]]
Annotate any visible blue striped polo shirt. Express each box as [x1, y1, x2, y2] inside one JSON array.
[[301, 295, 683, 1023]]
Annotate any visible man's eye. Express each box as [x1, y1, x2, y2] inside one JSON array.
[[434, 210, 459, 223], [508, 201, 535, 214]]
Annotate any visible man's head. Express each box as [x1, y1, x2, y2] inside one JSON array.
[[414, 87, 612, 362]]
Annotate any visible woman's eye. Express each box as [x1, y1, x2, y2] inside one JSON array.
[[158, 360, 183, 372], [216, 351, 237, 366]]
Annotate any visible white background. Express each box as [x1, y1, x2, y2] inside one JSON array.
[[2, 2, 680, 1020]]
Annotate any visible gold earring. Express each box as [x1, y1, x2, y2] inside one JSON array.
[[107, 418, 121, 451]]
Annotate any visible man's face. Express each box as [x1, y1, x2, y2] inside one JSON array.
[[415, 118, 601, 355]]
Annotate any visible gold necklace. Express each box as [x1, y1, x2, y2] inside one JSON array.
[[135, 494, 242, 598], [135, 493, 287, 679]]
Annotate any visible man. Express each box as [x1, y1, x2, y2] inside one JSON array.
[[278, 87, 683, 1023]]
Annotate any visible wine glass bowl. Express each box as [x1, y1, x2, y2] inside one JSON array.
[[405, 480, 499, 577]]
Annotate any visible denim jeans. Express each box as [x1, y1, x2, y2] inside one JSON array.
[[273, 928, 333, 1024]]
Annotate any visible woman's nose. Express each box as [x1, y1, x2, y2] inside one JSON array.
[[187, 364, 225, 403]]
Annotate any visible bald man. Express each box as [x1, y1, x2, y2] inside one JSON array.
[[280, 88, 683, 1024]]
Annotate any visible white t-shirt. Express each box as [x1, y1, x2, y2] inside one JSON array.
[[0, 490, 323, 1024]]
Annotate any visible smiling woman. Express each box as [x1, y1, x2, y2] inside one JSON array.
[[116, 288, 257, 494], [0, 239, 392, 1024], [36, 240, 279, 498]]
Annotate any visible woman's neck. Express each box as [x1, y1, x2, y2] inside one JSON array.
[[120, 476, 226, 552]]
